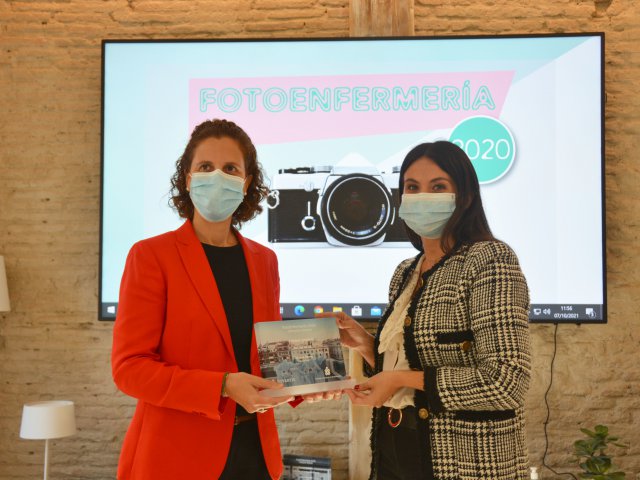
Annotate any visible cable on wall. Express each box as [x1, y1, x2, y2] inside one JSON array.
[[541, 323, 578, 480]]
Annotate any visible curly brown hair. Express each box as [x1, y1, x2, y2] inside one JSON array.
[[169, 119, 269, 228]]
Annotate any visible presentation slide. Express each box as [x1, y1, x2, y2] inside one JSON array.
[[101, 35, 605, 322]]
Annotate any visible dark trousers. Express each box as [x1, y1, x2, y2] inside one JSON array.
[[377, 407, 426, 480], [219, 420, 271, 480]]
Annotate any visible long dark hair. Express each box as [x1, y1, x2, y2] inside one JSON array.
[[398, 141, 495, 253]]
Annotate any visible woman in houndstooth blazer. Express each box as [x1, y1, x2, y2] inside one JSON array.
[[325, 141, 531, 480]]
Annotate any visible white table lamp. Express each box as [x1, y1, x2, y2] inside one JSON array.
[[0, 255, 10, 312], [20, 401, 76, 480]]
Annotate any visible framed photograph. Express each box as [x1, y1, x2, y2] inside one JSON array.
[[255, 318, 355, 397]]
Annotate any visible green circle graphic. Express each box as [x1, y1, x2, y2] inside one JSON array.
[[449, 116, 516, 184]]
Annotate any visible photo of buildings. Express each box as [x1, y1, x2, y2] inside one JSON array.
[[256, 319, 347, 387]]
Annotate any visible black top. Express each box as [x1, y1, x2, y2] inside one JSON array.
[[202, 243, 253, 416]]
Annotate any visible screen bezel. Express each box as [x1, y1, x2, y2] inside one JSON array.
[[99, 33, 606, 323]]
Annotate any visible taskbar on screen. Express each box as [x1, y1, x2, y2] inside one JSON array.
[[100, 303, 605, 323]]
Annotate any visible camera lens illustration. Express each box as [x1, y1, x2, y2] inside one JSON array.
[[266, 165, 408, 247], [320, 174, 392, 246]]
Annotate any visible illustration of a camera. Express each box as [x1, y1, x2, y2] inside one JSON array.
[[266, 165, 408, 246]]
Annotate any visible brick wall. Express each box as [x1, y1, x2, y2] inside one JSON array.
[[0, 0, 638, 478]]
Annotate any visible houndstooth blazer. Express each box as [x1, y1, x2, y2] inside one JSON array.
[[367, 241, 531, 480]]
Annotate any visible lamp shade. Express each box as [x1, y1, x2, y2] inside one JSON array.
[[20, 401, 76, 440], [0, 255, 9, 312]]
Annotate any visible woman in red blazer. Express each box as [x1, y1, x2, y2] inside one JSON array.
[[112, 119, 295, 479]]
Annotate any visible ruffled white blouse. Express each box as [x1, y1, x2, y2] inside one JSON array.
[[378, 255, 424, 409]]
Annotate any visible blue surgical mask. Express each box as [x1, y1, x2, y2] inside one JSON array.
[[398, 193, 456, 239], [189, 170, 246, 222]]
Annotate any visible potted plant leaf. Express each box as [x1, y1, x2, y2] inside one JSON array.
[[574, 425, 628, 480]]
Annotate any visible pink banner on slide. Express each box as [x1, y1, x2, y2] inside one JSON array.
[[189, 71, 514, 144]]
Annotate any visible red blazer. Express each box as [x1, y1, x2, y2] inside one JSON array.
[[112, 220, 283, 479]]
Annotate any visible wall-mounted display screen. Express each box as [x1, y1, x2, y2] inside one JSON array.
[[101, 34, 605, 323]]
